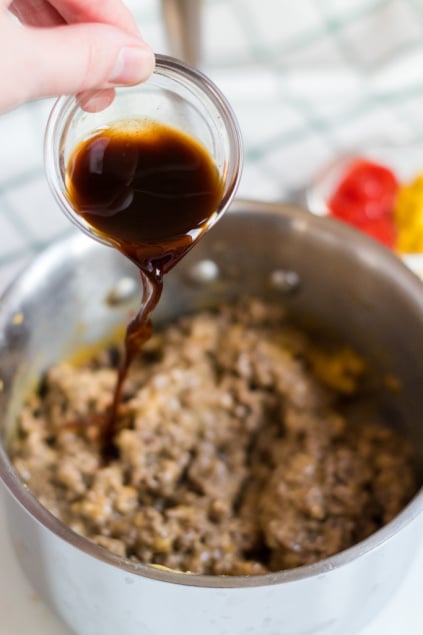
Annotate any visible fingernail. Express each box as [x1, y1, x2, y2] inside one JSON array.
[[110, 46, 155, 85]]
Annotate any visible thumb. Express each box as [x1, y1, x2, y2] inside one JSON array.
[[0, 18, 155, 111]]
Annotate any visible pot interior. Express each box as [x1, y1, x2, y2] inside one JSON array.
[[1, 199, 423, 479]]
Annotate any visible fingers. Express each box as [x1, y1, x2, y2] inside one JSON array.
[[0, 17, 155, 111], [10, 0, 141, 37], [9, 0, 64, 27], [50, 0, 141, 37], [77, 89, 116, 113]]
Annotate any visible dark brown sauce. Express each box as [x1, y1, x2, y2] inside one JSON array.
[[66, 119, 223, 458]]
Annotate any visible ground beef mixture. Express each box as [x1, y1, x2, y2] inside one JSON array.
[[10, 299, 418, 575]]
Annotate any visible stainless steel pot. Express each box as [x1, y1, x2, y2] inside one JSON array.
[[0, 199, 423, 635]]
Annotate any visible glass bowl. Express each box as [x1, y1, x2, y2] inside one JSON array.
[[44, 54, 243, 248]]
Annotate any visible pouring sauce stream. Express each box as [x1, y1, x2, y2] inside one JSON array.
[[66, 119, 223, 458]]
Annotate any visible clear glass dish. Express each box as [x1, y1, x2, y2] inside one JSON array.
[[44, 54, 243, 248]]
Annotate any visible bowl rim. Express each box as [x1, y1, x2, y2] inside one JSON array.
[[43, 53, 243, 251], [1, 198, 423, 589]]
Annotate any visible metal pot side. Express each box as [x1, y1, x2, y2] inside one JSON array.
[[0, 199, 422, 635]]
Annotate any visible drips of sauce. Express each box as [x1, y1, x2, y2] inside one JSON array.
[[66, 119, 224, 457]]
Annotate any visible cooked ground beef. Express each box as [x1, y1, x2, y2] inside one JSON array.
[[10, 299, 418, 575]]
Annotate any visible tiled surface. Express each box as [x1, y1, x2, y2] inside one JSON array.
[[0, 1, 423, 633]]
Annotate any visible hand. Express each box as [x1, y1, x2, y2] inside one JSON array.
[[0, 0, 155, 112]]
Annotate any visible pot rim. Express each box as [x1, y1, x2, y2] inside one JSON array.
[[1, 198, 423, 589]]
